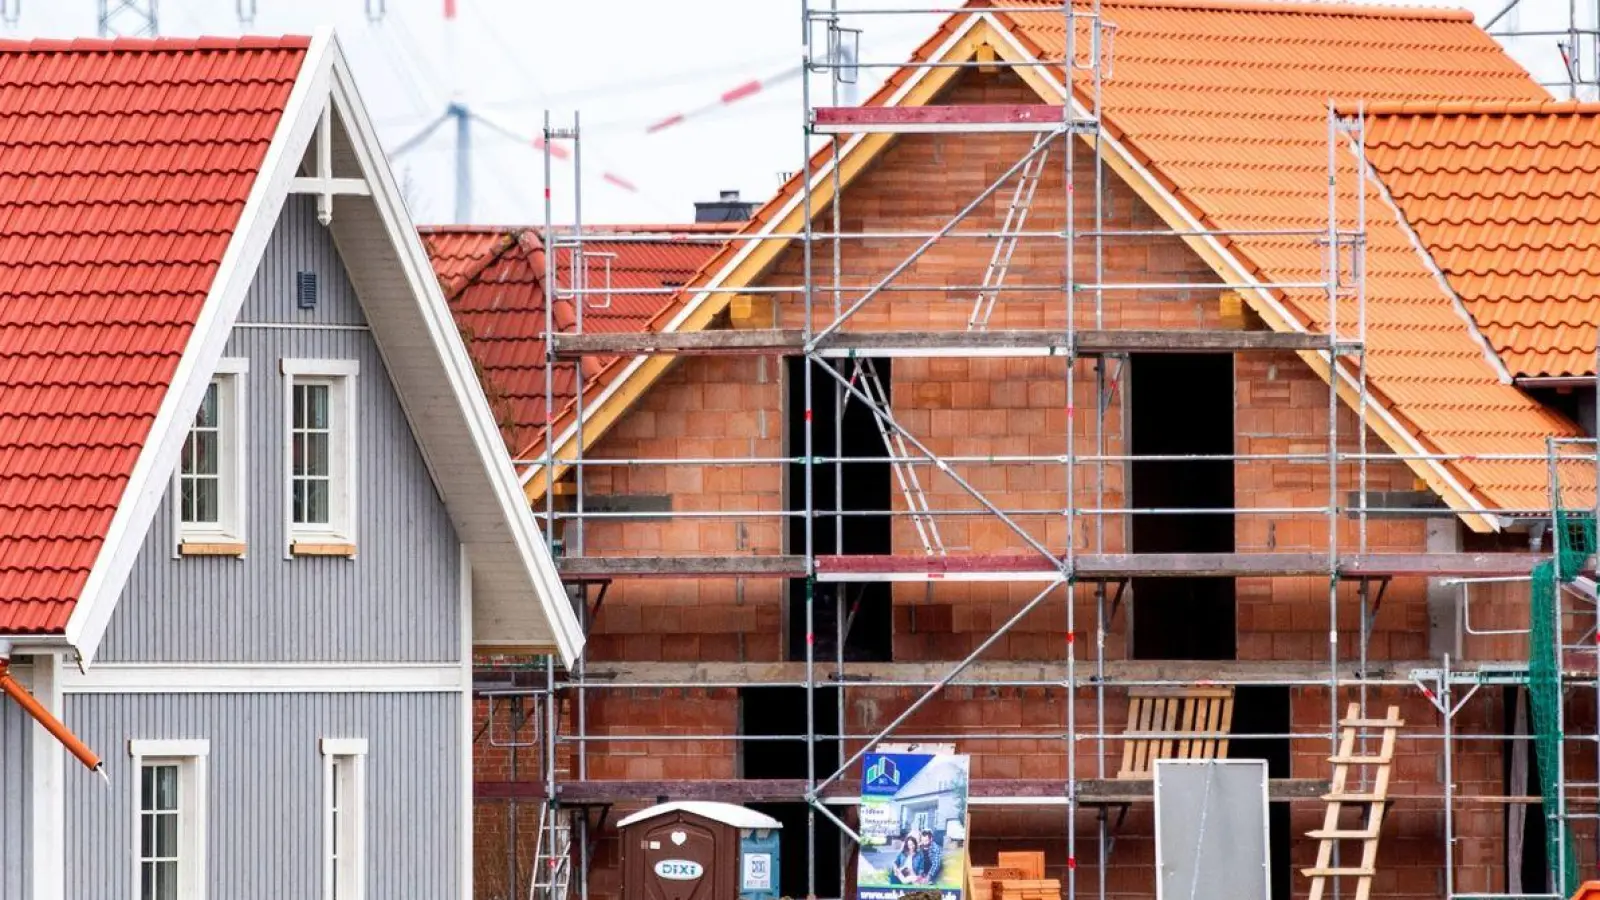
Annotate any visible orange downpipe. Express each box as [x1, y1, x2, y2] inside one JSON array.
[[0, 660, 104, 776]]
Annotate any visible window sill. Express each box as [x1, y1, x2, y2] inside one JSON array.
[[178, 540, 247, 557], [291, 541, 357, 558]]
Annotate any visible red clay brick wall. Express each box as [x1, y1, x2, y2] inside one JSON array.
[[472, 66, 1565, 899]]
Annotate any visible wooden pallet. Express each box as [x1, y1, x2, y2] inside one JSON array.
[[1302, 703, 1403, 900], [1118, 686, 1234, 778], [993, 879, 1062, 900]]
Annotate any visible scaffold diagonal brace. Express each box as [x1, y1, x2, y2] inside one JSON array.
[[812, 355, 1063, 568], [806, 580, 1065, 803], [806, 127, 1066, 352]]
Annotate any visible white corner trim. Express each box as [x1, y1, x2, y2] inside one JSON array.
[[30, 654, 64, 900], [128, 738, 211, 758], [1356, 145, 1515, 385], [65, 30, 338, 665], [65, 663, 464, 694], [458, 544, 473, 900], [319, 737, 369, 757], [522, 12, 987, 487], [280, 358, 361, 377], [980, 14, 1497, 531], [322, 37, 585, 665]]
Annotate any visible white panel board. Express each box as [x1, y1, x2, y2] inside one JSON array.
[[1154, 760, 1270, 900]]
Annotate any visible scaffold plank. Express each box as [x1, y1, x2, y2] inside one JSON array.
[[475, 777, 1329, 804], [549, 328, 1337, 358], [556, 552, 1549, 580], [554, 659, 1545, 688], [557, 556, 807, 578], [812, 104, 1071, 134]]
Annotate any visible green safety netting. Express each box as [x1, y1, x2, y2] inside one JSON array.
[[1555, 503, 1597, 582], [1529, 559, 1579, 896], [1530, 495, 1592, 898]]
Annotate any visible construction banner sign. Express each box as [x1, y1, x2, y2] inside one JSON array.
[[855, 751, 970, 900]]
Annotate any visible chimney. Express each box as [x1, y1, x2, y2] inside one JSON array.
[[694, 189, 755, 223]]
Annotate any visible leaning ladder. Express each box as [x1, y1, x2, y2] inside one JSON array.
[[1303, 703, 1403, 900], [968, 132, 1052, 331], [529, 803, 573, 900], [847, 358, 945, 556]]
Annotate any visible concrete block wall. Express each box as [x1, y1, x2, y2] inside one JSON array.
[[470, 68, 1574, 899]]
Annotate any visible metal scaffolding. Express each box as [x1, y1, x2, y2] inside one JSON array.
[[468, 4, 1600, 900]]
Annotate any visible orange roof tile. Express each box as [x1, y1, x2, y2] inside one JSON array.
[[1362, 100, 1600, 378], [0, 36, 307, 634], [421, 225, 731, 459], [536, 0, 1588, 518]]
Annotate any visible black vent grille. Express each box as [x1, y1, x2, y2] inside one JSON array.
[[297, 271, 318, 310]]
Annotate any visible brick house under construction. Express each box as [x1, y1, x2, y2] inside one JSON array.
[[431, 2, 1600, 898]]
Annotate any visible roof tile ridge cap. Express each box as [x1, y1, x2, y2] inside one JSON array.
[[1093, 0, 1475, 20], [1360, 99, 1600, 116], [0, 34, 311, 52]]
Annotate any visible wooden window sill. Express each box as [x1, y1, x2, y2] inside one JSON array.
[[291, 541, 357, 558], [179, 541, 247, 557]]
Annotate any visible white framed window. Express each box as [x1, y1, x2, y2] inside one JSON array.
[[128, 739, 208, 900], [320, 738, 367, 900], [281, 359, 359, 553], [175, 360, 247, 549]]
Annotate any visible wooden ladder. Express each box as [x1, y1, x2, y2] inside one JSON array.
[[1302, 703, 1403, 900]]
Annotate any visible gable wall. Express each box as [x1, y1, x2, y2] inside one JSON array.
[[100, 196, 461, 663], [514, 71, 1547, 898]]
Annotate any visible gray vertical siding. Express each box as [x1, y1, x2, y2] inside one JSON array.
[[0, 698, 30, 900], [65, 692, 460, 899], [101, 195, 461, 663]]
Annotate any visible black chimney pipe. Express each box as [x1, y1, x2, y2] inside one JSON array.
[[694, 189, 756, 223]]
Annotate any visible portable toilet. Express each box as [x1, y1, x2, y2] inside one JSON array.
[[619, 801, 782, 900]]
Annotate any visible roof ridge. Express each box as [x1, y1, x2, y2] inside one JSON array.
[[1357, 98, 1600, 116], [1051, 0, 1475, 21], [0, 35, 311, 53]]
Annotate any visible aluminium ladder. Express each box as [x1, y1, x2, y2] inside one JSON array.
[[528, 802, 573, 900], [846, 358, 946, 556], [968, 132, 1052, 331], [1303, 703, 1403, 900]]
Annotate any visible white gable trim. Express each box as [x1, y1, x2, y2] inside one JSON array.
[[62, 31, 335, 663], [321, 39, 583, 664], [64, 28, 584, 667], [521, 11, 987, 486], [978, 13, 1498, 532]]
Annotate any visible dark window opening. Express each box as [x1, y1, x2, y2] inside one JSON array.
[[1505, 687, 1549, 893], [741, 686, 843, 898], [1129, 353, 1236, 660], [1527, 386, 1595, 438], [1232, 686, 1292, 900], [787, 357, 893, 662]]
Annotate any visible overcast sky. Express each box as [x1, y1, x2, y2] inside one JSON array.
[[7, 0, 1595, 225]]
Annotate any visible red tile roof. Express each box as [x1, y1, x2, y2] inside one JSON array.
[[1362, 100, 1600, 378], [585, 0, 1576, 516], [1067, 0, 1589, 513], [992, 0, 1587, 514], [494, 0, 1594, 519], [0, 36, 308, 634], [421, 225, 732, 460]]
